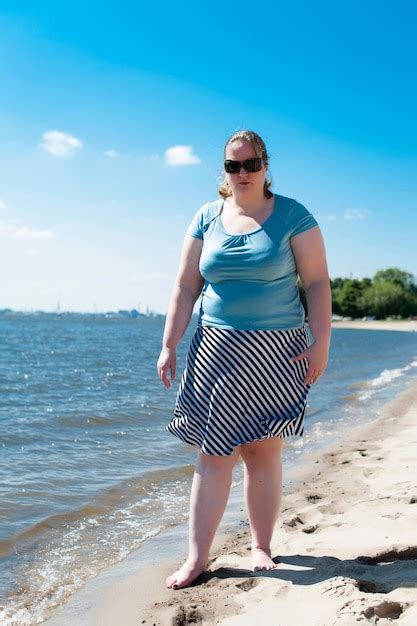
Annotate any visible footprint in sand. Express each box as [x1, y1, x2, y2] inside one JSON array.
[[283, 514, 304, 527], [362, 600, 406, 620], [173, 605, 204, 625], [338, 598, 407, 621], [235, 578, 260, 592]]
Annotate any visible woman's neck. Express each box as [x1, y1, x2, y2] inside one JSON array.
[[226, 192, 273, 215]]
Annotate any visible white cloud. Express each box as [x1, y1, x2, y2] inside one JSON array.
[[0, 198, 7, 210], [40, 130, 83, 157], [344, 208, 370, 221], [164, 145, 201, 166], [0, 221, 54, 240], [103, 149, 120, 159]]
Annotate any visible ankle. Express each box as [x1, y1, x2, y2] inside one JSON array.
[[251, 544, 271, 554], [186, 553, 208, 567]]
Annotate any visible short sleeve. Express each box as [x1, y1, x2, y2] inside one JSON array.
[[291, 201, 319, 237], [185, 202, 210, 239]]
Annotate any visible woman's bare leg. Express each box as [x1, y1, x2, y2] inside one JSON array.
[[166, 447, 240, 589], [239, 437, 283, 571]]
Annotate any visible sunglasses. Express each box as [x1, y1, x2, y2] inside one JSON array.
[[224, 157, 264, 174]]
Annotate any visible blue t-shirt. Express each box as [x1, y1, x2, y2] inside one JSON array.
[[186, 193, 319, 330]]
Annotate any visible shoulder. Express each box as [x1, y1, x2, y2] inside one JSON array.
[[185, 198, 223, 239], [197, 198, 223, 222], [278, 194, 311, 216], [278, 194, 319, 236]]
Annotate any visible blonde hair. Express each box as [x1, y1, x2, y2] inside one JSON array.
[[218, 130, 273, 199]]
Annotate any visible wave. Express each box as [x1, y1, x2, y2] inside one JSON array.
[[0, 463, 195, 559], [356, 357, 417, 401]]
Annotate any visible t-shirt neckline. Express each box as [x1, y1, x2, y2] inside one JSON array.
[[218, 193, 277, 236]]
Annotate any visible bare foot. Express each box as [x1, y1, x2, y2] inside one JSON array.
[[252, 547, 278, 571], [166, 557, 207, 590]]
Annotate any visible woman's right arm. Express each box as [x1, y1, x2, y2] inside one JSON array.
[[157, 235, 204, 388]]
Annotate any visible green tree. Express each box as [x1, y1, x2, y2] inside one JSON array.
[[373, 268, 415, 290], [330, 278, 346, 315], [362, 281, 404, 319], [306, 268, 416, 320], [335, 279, 367, 317]]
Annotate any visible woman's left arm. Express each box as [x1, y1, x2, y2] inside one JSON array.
[[290, 226, 332, 384]]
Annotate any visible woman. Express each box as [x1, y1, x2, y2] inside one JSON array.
[[157, 130, 331, 590]]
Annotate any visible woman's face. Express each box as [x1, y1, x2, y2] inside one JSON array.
[[224, 140, 267, 198]]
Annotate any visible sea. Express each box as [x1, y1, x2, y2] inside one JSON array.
[[1, 313, 417, 624]]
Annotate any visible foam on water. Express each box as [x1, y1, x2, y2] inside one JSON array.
[[357, 357, 417, 400]]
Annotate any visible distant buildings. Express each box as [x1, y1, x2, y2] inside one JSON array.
[[0, 308, 162, 319]]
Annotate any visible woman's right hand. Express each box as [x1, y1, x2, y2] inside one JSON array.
[[157, 347, 177, 389]]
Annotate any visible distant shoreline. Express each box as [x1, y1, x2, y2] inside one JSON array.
[[2, 311, 416, 332], [331, 319, 417, 332]]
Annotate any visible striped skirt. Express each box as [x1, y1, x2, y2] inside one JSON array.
[[166, 324, 312, 456]]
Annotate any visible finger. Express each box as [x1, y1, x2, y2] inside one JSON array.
[[304, 369, 318, 384], [160, 365, 172, 388], [170, 364, 176, 381], [291, 352, 309, 362], [306, 370, 322, 385]]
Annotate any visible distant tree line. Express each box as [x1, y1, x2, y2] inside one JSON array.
[[298, 268, 417, 319]]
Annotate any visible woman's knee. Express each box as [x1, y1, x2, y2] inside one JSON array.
[[240, 438, 283, 468], [196, 448, 240, 474]]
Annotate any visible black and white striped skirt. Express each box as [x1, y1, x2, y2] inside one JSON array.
[[166, 324, 312, 456]]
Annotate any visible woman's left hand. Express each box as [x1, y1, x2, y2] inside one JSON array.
[[290, 340, 329, 385]]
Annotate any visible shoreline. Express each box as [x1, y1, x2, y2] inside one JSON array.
[[44, 376, 417, 625], [332, 320, 417, 332]]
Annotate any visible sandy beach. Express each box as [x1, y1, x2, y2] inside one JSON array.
[[332, 320, 417, 332], [44, 371, 417, 625]]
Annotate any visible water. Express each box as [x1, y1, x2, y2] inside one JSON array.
[[1, 313, 417, 624]]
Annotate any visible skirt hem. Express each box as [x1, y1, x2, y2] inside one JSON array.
[[166, 408, 306, 456]]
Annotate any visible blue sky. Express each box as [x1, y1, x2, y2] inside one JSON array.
[[1, 1, 416, 313]]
